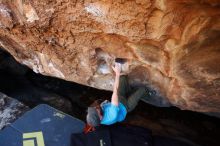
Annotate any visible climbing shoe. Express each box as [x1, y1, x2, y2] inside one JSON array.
[[146, 87, 156, 97]]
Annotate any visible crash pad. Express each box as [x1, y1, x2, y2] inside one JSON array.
[[0, 104, 85, 146]]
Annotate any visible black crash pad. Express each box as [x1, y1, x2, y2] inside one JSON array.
[[0, 104, 85, 146]]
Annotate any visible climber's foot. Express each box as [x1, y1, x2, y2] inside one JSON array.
[[145, 87, 156, 97]]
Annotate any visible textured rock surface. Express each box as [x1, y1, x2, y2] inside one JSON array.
[[0, 0, 220, 114], [0, 92, 29, 130]]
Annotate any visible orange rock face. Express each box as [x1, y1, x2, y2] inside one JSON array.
[[0, 0, 220, 114]]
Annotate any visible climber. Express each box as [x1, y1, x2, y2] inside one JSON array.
[[86, 58, 155, 128]]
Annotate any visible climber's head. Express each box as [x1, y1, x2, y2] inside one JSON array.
[[86, 99, 103, 127]]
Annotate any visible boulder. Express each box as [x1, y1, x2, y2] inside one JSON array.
[[0, 92, 29, 130], [0, 0, 219, 114]]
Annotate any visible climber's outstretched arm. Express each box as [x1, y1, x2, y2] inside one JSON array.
[[111, 63, 121, 106]]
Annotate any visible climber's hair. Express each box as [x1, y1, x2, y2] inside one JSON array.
[[90, 99, 103, 117], [90, 99, 104, 107], [86, 99, 104, 127]]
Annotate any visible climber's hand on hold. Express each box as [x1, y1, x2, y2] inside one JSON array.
[[112, 63, 121, 76]]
